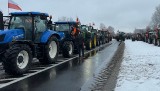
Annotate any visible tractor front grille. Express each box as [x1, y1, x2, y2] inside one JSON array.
[[0, 34, 5, 42]]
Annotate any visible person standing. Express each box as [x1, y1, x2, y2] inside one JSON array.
[[71, 21, 84, 60]]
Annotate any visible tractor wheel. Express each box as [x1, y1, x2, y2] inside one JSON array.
[[148, 38, 150, 44], [149, 38, 153, 44], [117, 38, 119, 41], [62, 41, 74, 58], [86, 39, 92, 50], [39, 36, 59, 64], [103, 39, 105, 44], [157, 40, 160, 46], [145, 38, 147, 42], [123, 38, 125, 41], [96, 39, 99, 46], [99, 40, 101, 45], [153, 38, 157, 46], [92, 36, 97, 48], [3, 44, 32, 75]]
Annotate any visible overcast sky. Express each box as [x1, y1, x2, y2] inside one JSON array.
[[0, 0, 159, 32]]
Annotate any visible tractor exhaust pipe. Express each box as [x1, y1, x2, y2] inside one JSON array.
[[0, 11, 4, 30]]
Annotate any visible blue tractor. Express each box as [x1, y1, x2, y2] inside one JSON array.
[[54, 21, 83, 58], [0, 12, 64, 75]]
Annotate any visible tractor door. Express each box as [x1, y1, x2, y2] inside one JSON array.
[[9, 16, 33, 40], [34, 16, 47, 43]]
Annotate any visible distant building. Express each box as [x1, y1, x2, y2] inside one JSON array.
[[134, 29, 146, 33]]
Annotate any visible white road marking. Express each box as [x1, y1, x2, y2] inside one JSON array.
[[0, 43, 111, 89]]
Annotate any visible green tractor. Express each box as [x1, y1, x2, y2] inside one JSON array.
[[91, 28, 100, 46], [100, 30, 107, 44], [116, 32, 125, 41], [80, 25, 97, 50]]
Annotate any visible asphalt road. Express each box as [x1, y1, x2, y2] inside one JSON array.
[[0, 40, 119, 91]]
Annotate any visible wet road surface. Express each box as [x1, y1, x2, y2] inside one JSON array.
[[0, 40, 119, 91]]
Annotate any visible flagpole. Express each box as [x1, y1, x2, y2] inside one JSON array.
[[8, 0, 9, 15]]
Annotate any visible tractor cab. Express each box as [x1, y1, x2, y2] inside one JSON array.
[[7, 12, 49, 42], [80, 25, 89, 32], [54, 21, 80, 39], [91, 29, 98, 34], [80, 25, 93, 32], [88, 26, 93, 32], [54, 21, 82, 58]]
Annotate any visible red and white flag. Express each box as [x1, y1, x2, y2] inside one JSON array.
[[8, 0, 22, 11]]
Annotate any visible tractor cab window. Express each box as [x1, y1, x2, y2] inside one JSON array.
[[9, 16, 33, 40], [55, 24, 70, 32], [34, 16, 47, 42], [34, 16, 47, 32], [88, 26, 93, 32], [81, 25, 88, 32], [92, 29, 97, 33], [10, 16, 32, 30]]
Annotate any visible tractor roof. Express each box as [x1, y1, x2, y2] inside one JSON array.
[[54, 21, 77, 25], [10, 12, 49, 17]]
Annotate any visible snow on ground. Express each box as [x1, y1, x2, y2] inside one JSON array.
[[115, 40, 160, 91]]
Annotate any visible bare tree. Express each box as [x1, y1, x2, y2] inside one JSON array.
[[58, 16, 74, 22], [151, 4, 160, 27], [107, 26, 115, 35], [100, 23, 107, 30]]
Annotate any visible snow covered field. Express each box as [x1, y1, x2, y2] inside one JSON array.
[[115, 40, 160, 91]]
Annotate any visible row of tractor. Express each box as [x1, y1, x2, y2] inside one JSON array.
[[0, 11, 112, 75], [131, 26, 160, 46]]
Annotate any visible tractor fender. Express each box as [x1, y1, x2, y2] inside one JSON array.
[[0, 29, 24, 44], [40, 30, 64, 43]]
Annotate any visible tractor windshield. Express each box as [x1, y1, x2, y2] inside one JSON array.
[[9, 16, 32, 31], [92, 29, 97, 33], [81, 25, 88, 32], [55, 24, 70, 31], [88, 26, 93, 32]]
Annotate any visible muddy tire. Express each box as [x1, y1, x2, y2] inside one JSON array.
[[62, 41, 74, 58], [92, 36, 97, 48], [157, 40, 160, 47], [86, 39, 92, 50], [3, 44, 32, 75], [39, 36, 59, 64], [116, 38, 119, 41], [149, 38, 153, 44], [153, 38, 157, 46], [96, 39, 99, 46], [123, 38, 125, 41]]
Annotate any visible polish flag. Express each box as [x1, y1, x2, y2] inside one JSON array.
[[8, 0, 22, 11]]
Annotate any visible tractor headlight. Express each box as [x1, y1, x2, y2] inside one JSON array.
[[0, 34, 5, 42]]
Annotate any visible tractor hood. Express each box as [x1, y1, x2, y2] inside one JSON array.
[[0, 29, 24, 44], [57, 31, 65, 40]]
